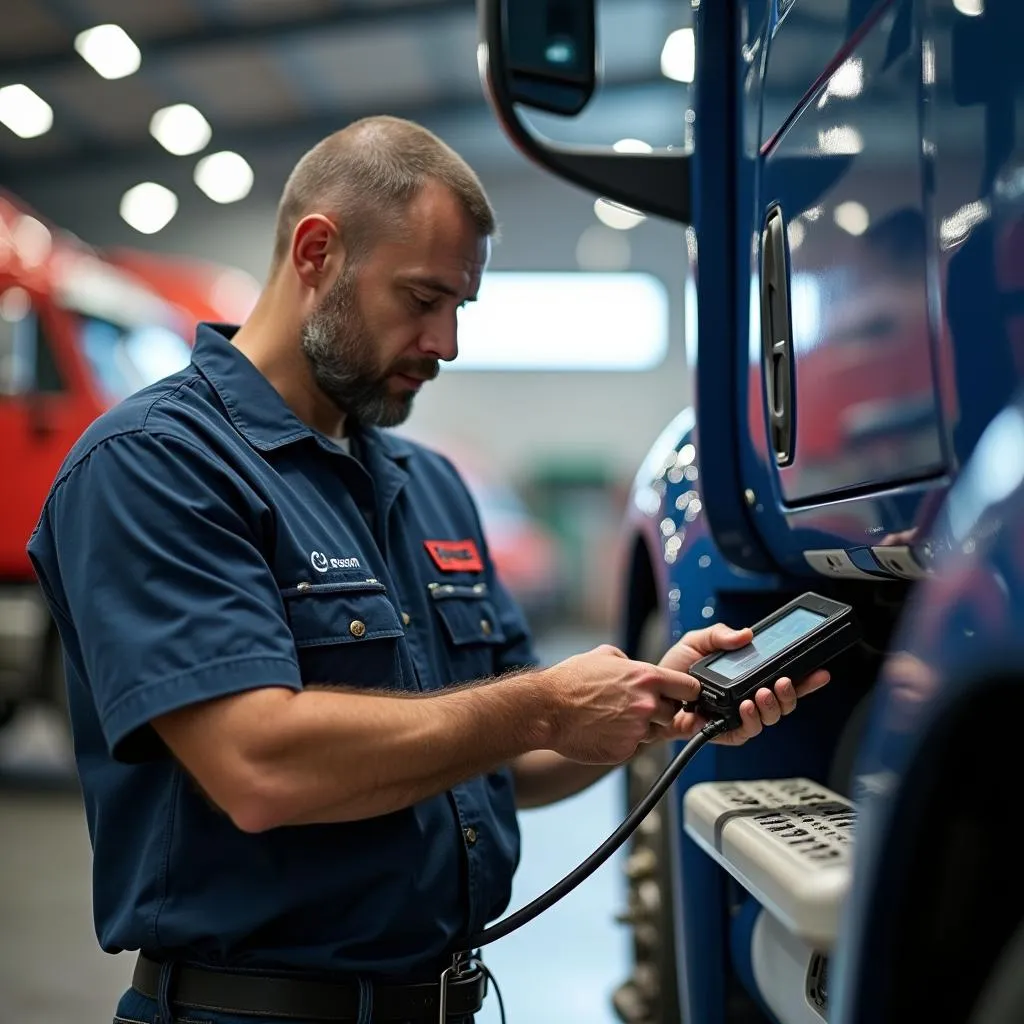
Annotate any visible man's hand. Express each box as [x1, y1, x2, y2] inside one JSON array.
[[545, 645, 702, 764], [653, 622, 831, 746]]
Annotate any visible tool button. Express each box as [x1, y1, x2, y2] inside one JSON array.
[[349, 620, 366, 638], [464, 827, 478, 846]]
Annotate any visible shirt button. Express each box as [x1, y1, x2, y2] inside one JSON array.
[[349, 620, 366, 638], [479, 619, 492, 637], [401, 612, 411, 626], [464, 827, 478, 846]]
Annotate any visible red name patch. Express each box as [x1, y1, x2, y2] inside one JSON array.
[[424, 539, 484, 573]]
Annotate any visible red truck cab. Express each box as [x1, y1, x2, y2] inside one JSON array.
[[0, 191, 194, 727]]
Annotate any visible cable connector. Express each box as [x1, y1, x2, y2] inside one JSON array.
[[701, 717, 731, 741]]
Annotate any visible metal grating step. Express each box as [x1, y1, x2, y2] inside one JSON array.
[[683, 778, 855, 950]]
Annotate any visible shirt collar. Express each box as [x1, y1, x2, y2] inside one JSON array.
[[190, 322, 414, 463]]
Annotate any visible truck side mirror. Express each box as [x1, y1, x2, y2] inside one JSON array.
[[501, 0, 596, 116], [478, 0, 692, 224]]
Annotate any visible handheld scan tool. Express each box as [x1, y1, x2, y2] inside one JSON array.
[[689, 593, 860, 729]]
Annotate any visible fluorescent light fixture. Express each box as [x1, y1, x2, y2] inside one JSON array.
[[150, 104, 212, 156], [74, 24, 141, 80], [613, 138, 654, 153], [833, 201, 870, 236], [818, 125, 864, 155], [953, 0, 984, 15], [119, 182, 178, 235], [194, 151, 254, 204], [448, 272, 669, 371], [0, 84, 53, 139], [661, 28, 695, 83], [594, 197, 645, 230]]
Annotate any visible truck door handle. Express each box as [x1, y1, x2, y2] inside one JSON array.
[[760, 207, 795, 466]]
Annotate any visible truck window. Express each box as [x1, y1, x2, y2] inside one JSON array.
[[0, 288, 64, 396], [76, 317, 192, 404]]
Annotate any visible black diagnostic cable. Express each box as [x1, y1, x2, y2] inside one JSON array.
[[443, 717, 731, 1022]]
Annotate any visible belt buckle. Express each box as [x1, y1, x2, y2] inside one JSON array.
[[438, 952, 470, 1023]]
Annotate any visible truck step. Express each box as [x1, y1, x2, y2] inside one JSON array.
[[683, 778, 854, 950]]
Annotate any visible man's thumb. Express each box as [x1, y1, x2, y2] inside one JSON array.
[[709, 623, 753, 650]]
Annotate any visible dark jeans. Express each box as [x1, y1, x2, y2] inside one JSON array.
[[113, 985, 476, 1024]]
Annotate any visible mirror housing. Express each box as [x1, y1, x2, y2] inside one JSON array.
[[477, 0, 691, 224]]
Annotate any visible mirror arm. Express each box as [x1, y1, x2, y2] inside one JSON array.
[[477, 0, 692, 224]]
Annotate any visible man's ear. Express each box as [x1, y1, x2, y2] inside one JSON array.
[[291, 214, 344, 289]]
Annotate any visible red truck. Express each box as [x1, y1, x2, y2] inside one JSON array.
[[0, 191, 204, 730]]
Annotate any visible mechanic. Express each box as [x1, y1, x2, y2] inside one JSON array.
[[26, 116, 829, 1024]]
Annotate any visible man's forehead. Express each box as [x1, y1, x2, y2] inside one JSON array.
[[392, 235, 489, 297]]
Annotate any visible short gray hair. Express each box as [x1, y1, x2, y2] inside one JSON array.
[[271, 115, 496, 272]]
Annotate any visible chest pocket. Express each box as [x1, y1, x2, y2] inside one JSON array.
[[428, 582, 507, 683], [281, 578, 406, 688]]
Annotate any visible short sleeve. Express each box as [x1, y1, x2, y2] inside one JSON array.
[[30, 430, 302, 761]]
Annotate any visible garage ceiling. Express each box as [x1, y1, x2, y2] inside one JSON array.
[[0, 0, 695, 190]]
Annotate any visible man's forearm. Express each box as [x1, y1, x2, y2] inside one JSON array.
[[511, 750, 623, 809], [236, 674, 555, 829]]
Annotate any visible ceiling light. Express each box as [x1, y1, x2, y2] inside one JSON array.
[[594, 198, 645, 231], [120, 182, 178, 235], [0, 84, 53, 139], [613, 138, 654, 154], [661, 28, 695, 83], [833, 201, 870, 236], [74, 24, 141, 80], [150, 104, 212, 156], [953, 0, 983, 14], [194, 151, 254, 204]]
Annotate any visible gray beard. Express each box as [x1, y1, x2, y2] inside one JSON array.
[[299, 270, 415, 428]]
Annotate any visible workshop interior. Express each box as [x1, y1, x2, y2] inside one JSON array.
[[3, 1, 1024, 1023]]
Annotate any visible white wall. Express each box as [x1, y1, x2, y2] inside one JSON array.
[[14, 154, 693, 486]]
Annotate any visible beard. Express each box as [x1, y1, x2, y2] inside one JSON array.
[[300, 267, 438, 428]]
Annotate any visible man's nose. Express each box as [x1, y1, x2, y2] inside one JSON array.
[[419, 316, 459, 362]]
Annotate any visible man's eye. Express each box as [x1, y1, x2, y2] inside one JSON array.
[[412, 295, 438, 312]]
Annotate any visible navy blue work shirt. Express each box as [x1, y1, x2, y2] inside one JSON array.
[[26, 323, 540, 979]]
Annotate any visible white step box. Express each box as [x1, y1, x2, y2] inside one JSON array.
[[683, 777, 854, 950]]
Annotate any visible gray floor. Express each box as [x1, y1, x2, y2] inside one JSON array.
[[0, 627, 630, 1024]]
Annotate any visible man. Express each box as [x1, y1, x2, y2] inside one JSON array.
[[27, 116, 828, 1024]]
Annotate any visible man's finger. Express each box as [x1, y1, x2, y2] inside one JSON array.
[[793, 669, 830, 698], [684, 622, 754, 656], [650, 697, 681, 728], [651, 667, 702, 703], [754, 687, 782, 727], [773, 677, 798, 715]]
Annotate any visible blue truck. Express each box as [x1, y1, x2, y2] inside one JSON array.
[[479, 1, 1024, 1022]]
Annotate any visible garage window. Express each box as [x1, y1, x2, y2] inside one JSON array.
[[450, 272, 669, 371]]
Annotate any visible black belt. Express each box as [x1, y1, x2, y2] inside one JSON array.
[[132, 953, 487, 1021]]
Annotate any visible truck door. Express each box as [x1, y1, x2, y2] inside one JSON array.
[[0, 286, 93, 579], [754, 0, 947, 506]]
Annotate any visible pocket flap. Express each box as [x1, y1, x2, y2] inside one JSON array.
[[428, 583, 507, 646], [283, 581, 404, 647]]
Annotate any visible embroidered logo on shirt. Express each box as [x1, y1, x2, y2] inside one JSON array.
[[310, 551, 362, 573], [424, 539, 484, 573]]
